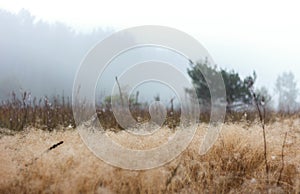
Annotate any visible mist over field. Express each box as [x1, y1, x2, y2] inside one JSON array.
[[0, 9, 112, 100], [0, 9, 194, 105], [0, 2, 300, 193]]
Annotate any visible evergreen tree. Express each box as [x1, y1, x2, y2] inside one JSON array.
[[187, 61, 256, 112]]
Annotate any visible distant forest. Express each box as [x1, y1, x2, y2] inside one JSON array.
[[0, 9, 112, 100], [1, 9, 298, 113]]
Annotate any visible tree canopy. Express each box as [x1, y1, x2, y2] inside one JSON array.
[[187, 61, 256, 112]]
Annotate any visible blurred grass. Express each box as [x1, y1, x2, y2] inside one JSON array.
[[0, 120, 299, 193], [0, 92, 75, 131], [0, 92, 299, 193], [0, 91, 296, 132]]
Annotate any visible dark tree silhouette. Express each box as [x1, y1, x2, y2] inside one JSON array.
[[187, 60, 256, 112]]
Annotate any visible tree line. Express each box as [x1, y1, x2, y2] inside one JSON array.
[[187, 60, 299, 113]]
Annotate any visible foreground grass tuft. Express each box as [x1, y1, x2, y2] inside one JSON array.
[[0, 119, 299, 193]]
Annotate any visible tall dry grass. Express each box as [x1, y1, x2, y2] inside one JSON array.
[[0, 91, 284, 132], [0, 118, 299, 193]]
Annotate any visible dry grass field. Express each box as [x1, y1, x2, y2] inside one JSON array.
[[0, 118, 299, 193]]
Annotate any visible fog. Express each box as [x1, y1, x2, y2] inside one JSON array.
[[0, 9, 112, 100], [1, 7, 299, 109], [0, 9, 196, 105]]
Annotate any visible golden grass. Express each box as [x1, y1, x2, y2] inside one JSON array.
[[0, 118, 299, 193]]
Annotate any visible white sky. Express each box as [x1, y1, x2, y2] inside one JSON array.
[[1, 0, 300, 97]]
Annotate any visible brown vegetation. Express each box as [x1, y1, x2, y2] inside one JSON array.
[[0, 118, 299, 193]]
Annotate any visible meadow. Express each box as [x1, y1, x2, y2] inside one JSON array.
[[0, 94, 299, 193]]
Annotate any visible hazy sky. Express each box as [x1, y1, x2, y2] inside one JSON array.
[[1, 0, 300, 98]]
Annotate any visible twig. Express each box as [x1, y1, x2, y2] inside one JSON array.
[[48, 141, 64, 151], [25, 141, 64, 167], [251, 91, 269, 185], [115, 76, 124, 107], [277, 132, 288, 186]]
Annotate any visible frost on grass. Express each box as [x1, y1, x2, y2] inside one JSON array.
[[0, 119, 299, 193]]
